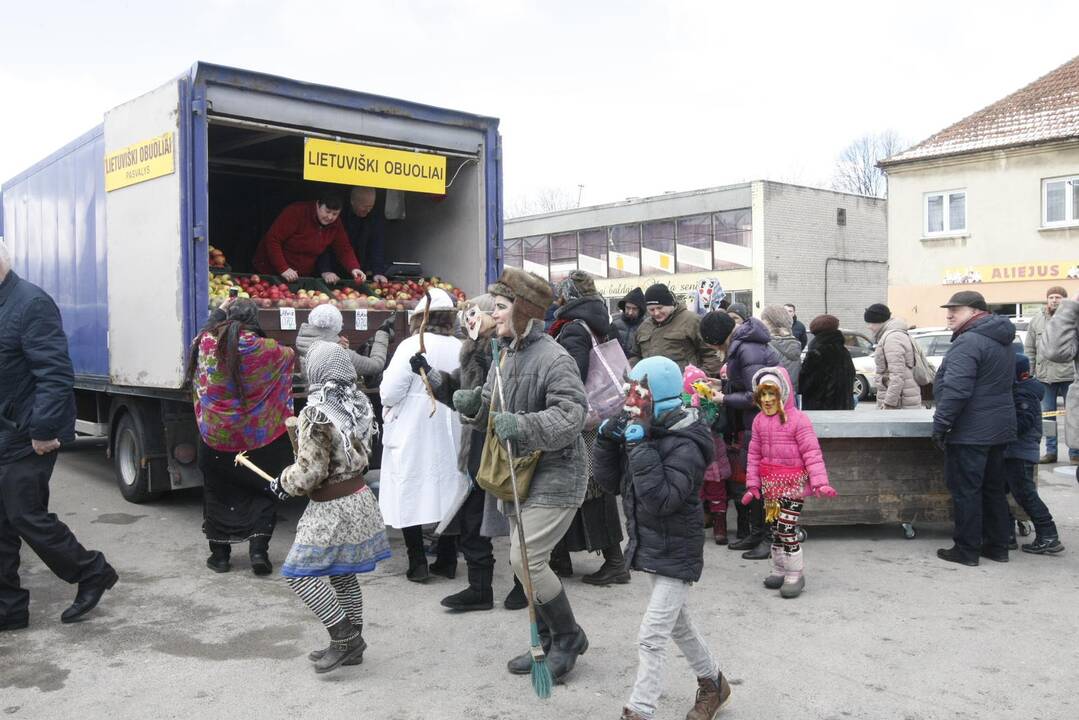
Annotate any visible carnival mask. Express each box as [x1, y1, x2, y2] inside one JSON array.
[[463, 305, 493, 340], [622, 378, 652, 421], [758, 385, 781, 417]]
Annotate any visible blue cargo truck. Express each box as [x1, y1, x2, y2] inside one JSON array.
[[1, 63, 503, 502]]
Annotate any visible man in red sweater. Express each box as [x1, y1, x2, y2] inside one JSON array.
[[253, 193, 366, 283]]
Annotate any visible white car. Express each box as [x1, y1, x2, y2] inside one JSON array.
[[852, 325, 1027, 401]]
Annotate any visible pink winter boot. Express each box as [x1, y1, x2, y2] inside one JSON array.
[[764, 545, 785, 589], [780, 548, 805, 598]]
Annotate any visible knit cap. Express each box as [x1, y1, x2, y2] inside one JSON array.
[[809, 314, 840, 334], [700, 311, 736, 346], [863, 303, 891, 324], [309, 303, 344, 334], [644, 283, 675, 307]]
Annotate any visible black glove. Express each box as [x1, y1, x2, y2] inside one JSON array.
[[377, 316, 396, 342], [599, 413, 629, 442], [410, 352, 432, 376], [931, 431, 947, 452], [267, 477, 292, 501]]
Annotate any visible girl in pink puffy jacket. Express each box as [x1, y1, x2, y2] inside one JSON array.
[[741, 366, 835, 598]]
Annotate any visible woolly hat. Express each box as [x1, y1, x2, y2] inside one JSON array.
[[644, 283, 675, 307], [863, 303, 891, 324], [727, 303, 750, 322], [760, 304, 793, 335], [309, 303, 344, 334], [1047, 286, 1068, 298], [489, 267, 553, 337], [809, 314, 840, 334], [700, 310, 736, 346], [556, 270, 597, 302], [1015, 353, 1031, 379]]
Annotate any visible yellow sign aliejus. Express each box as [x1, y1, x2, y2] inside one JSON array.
[[104, 132, 176, 192], [303, 138, 447, 194]]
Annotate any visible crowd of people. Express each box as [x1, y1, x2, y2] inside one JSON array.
[[3, 229, 1078, 717]]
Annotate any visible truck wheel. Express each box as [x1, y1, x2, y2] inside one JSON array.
[[113, 413, 162, 504], [853, 375, 869, 401]]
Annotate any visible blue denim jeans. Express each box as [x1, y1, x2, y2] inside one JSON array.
[[1041, 381, 1078, 459]]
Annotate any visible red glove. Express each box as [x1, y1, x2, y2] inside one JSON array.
[[814, 485, 837, 498], [741, 487, 760, 505]]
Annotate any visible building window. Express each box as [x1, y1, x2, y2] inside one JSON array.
[[713, 208, 752, 270], [642, 220, 676, 274], [522, 235, 549, 280], [549, 233, 578, 283], [924, 190, 966, 235], [577, 228, 608, 278], [676, 215, 712, 273], [503, 237, 523, 269], [609, 223, 641, 278], [1043, 176, 1079, 226]]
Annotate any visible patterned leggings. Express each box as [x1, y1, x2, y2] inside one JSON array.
[[771, 498, 804, 552], [285, 575, 364, 628]]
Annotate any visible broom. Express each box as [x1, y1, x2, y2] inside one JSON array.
[[491, 339, 553, 700]]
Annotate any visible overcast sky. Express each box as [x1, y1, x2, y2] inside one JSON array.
[[2, 1, 1077, 210]]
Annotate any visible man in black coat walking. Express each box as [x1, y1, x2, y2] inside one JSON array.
[[0, 239, 117, 630], [932, 291, 1017, 566]]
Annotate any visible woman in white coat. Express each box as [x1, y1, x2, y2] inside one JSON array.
[[379, 289, 469, 582]]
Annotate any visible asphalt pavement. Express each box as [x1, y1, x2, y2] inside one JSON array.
[[2, 441, 1078, 720]]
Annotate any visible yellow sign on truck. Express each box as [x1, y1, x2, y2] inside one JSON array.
[[302, 138, 446, 194], [104, 132, 176, 192]]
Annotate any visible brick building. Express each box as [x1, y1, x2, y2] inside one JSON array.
[[504, 180, 887, 330]]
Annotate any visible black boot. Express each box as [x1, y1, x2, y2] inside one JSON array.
[[504, 575, 528, 611], [313, 618, 367, 673], [582, 544, 631, 586], [402, 526, 430, 583], [507, 613, 549, 673], [742, 524, 773, 560], [430, 535, 458, 579], [729, 501, 763, 551], [441, 566, 494, 611], [206, 542, 231, 573], [735, 501, 749, 540], [549, 542, 573, 578], [309, 623, 365, 666], [60, 566, 119, 624], [537, 589, 588, 682], [249, 536, 272, 576]]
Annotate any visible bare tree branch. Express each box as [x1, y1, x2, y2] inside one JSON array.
[[505, 186, 579, 218], [831, 131, 904, 197]]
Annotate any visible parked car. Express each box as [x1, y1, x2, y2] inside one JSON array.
[[851, 325, 1026, 400]]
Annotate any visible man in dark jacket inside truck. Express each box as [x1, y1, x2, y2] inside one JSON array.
[[0, 239, 118, 630], [932, 291, 1018, 567], [317, 187, 389, 285]]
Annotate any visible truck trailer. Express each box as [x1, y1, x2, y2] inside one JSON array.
[[1, 62, 503, 502]]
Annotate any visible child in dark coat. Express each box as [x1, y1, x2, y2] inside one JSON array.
[[1006, 355, 1064, 554], [594, 356, 731, 720]]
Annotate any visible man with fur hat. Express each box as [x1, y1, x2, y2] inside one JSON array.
[[629, 283, 719, 374], [452, 268, 591, 683], [611, 287, 646, 356], [1025, 286, 1078, 463]]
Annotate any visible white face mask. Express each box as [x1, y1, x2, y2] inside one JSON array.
[[464, 305, 491, 340]]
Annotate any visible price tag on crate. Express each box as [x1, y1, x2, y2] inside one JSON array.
[[279, 307, 297, 330], [355, 309, 368, 331]]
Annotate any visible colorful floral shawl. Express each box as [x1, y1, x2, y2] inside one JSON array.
[[194, 331, 295, 452]]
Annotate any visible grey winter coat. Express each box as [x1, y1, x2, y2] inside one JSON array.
[[1026, 309, 1075, 385], [769, 334, 802, 395], [465, 322, 588, 509], [295, 323, 388, 383], [932, 314, 1017, 445], [873, 318, 923, 409], [1044, 299, 1079, 450]]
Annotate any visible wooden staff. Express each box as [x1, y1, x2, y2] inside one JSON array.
[[234, 452, 275, 483], [417, 289, 437, 417], [285, 416, 299, 455]]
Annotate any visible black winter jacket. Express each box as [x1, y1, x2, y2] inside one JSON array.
[[0, 272, 77, 465], [1004, 377, 1043, 463], [724, 318, 780, 430], [594, 408, 713, 582], [553, 295, 612, 380], [932, 314, 1018, 445], [799, 329, 855, 410], [791, 317, 808, 349], [610, 288, 645, 355]]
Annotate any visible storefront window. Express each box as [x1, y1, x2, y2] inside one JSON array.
[[676, 214, 712, 273], [609, 224, 641, 278], [503, 237, 524, 269], [642, 220, 676, 274], [713, 209, 752, 270], [549, 232, 578, 283], [577, 228, 608, 278], [522, 235, 549, 280]]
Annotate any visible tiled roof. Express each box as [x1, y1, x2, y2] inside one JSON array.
[[882, 54, 1079, 165]]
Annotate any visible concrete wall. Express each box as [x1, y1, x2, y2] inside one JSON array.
[[760, 182, 888, 330], [886, 141, 1079, 326]]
